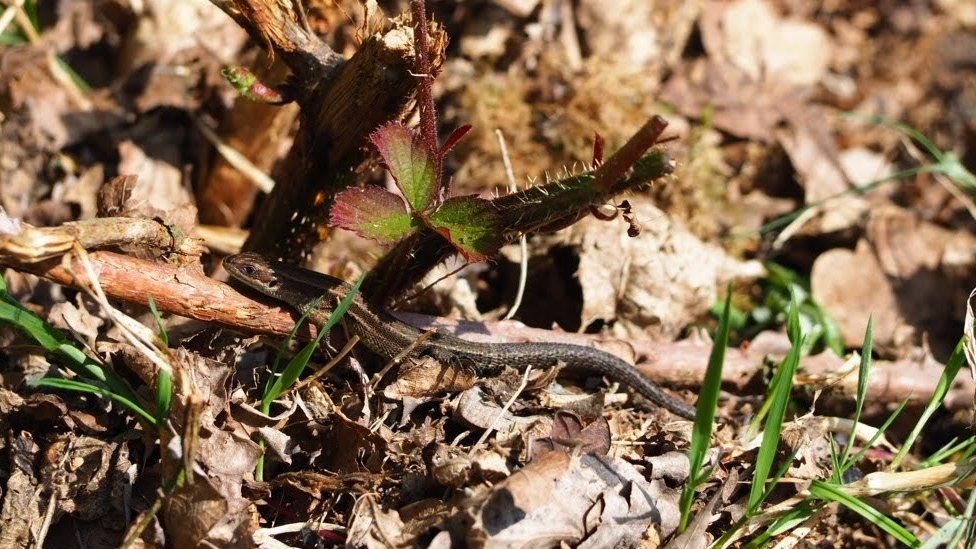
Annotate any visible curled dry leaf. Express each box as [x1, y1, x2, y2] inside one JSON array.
[[570, 199, 764, 339], [528, 411, 611, 458], [117, 139, 198, 231], [453, 386, 551, 441], [48, 294, 103, 349], [428, 443, 510, 488], [781, 415, 834, 482], [0, 432, 43, 549], [162, 476, 259, 548], [382, 356, 477, 399], [645, 451, 691, 484], [467, 450, 682, 546]]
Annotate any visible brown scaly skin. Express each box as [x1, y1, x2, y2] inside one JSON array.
[[223, 252, 697, 419]]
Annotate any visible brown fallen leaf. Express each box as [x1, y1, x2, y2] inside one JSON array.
[[347, 494, 414, 548], [529, 410, 611, 458], [812, 206, 976, 356], [0, 432, 43, 549], [569, 198, 764, 340], [467, 450, 682, 546]]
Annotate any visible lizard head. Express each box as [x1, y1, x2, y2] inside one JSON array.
[[223, 252, 283, 294]]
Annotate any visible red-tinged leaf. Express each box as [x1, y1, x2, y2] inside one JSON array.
[[592, 132, 605, 166], [329, 187, 416, 243], [439, 124, 473, 158], [370, 123, 438, 212], [427, 196, 502, 262]]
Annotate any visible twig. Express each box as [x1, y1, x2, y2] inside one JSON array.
[[390, 263, 468, 308], [290, 335, 361, 394], [367, 331, 435, 391], [195, 118, 276, 193], [470, 365, 532, 452], [0, 0, 23, 36], [33, 487, 58, 547], [496, 129, 528, 321]]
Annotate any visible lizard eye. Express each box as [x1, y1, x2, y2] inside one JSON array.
[[240, 265, 255, 275]]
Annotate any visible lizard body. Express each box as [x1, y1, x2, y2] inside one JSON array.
[[223, 252, 696, 419]]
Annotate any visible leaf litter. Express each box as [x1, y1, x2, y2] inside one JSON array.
[[0, 0, 975, 547]]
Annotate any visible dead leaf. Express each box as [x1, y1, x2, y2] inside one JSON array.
[[163, 476, 258, 548], [117, 133, 197, 230], [383, 357, 477, 399], [0, 432, 42, 549], [529, 411, 611, 458], [812, 206, 976, 355], [454, 386, 551, 445], [347, 494, 414, 548], [468, 451, 682, 546], [711, 0, 831, 87], [571, 199, 764, 339], [49, 294, 103, 349]]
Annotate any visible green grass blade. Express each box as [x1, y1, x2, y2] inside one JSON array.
[[813, 302, 845, 356], [920, 436, 976, 468], [0, 31, 27, 45], [749, 291, 802, 511], [155, 368, 172, 423], [848, 397, 910, 467], [147, 296, 169, 347], [841, 113, 943, 160], [809, 480, 920, 547], [262, 275, 364, 409], [23, 0, 40, 31], [0, 292, 143, 406], [679, 287, 732, 531], [838, 317, 873, 475], [35, 377, 157, 427], [920, 517, 966, 549], [743, 501, 820, 549], [2, 274, 157, 425], [146, 296, 173, 423], [891, 339, 966, 469], [947, 488, 976, 548], [262, 293, 328, 401]]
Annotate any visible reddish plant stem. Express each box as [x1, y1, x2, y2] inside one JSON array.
[[410, 0, 442, 191], [592, 115, 668, 190]]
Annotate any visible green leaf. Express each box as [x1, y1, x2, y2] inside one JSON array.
[[371, 123, 438, 211], [330, 186, 417, 243], [262, 275, 364, 408], [920, 517, 968, 549], [680, 287, 732, 531], [428, 195, 503, 261], [809, 480, 920, 547], [891, 338, 966, 469], [837, 316, 873, 477], [221, 66, 285, 103], [847, 397, 909, 467], [749, 291, 802, 511], [927, 151, 976, 192], [35, 377, 157, 427], [0, 297, 112, 385], [147, 296, 169, 347], [743, 501, 820, 548], [0, 31, 27, 46]]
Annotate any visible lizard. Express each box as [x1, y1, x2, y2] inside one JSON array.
[[223, 252, 697, 419]]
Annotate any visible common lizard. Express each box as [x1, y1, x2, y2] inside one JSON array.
[[223, 252, 696, 419]]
